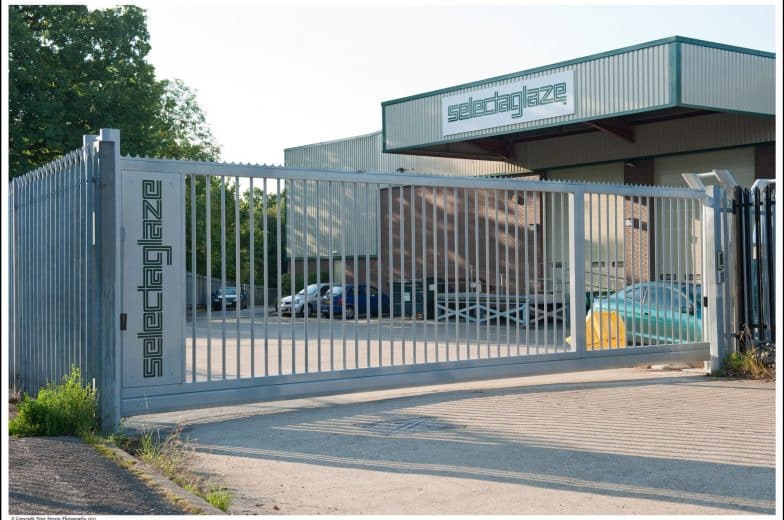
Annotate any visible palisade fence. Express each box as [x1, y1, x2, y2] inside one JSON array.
[[732, 183, 776, 348], [11, 129, 759, 434], [8, 130, 120, 430]]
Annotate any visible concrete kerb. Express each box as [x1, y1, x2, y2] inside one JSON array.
[[99, 441, 225, 515]]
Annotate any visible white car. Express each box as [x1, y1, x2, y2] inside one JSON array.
[[278, 283, 331, 317]]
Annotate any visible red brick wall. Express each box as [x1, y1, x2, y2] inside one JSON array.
[[754, 143, 775, 180], [378, 185, 542, 293], [623, 159, 655, 283]]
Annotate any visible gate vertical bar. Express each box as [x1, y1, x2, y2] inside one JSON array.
[[205, 178, 212, 381], [235, 177, 241, 377], [249, 178, 256, 376], [220, 177, 227, 378], [190, 176, 197, 382]]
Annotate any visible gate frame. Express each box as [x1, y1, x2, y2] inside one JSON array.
[[115, 149, 715, 421]]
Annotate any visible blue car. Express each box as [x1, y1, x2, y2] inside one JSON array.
[[590, 282, 702, 345], [321, 284, 390, 319]]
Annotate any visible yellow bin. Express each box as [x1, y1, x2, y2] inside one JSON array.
[[566, 310, 626, 349]]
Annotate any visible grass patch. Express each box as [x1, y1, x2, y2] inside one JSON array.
[[129, 425, 233, 512], [9, 367, 98, 436], [721, 348, 774, 380], [204, 485, 233, 512]]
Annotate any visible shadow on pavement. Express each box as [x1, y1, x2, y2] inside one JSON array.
[[135, 374, 777, 514]]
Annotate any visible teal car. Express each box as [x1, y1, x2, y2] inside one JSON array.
[[590, 282, 702, 345]]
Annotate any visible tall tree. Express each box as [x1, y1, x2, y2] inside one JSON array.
[[9, 5, 220, 177]]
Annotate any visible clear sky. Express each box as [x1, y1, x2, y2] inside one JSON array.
[[94, 1, 780, 165]]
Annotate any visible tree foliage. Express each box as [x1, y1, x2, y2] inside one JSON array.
[[185, 177, 287, 288], [9, 5, 220, 177]]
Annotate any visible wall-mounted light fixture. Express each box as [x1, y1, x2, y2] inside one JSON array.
[[624, 160, 637, 168]]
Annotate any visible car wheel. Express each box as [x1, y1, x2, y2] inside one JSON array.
[[345, 306, 354, 320]]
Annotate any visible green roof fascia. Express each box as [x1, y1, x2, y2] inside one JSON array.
[[381, 36, 774, 109], [383, 103, 679, 154], [673, 36, 775, 59]]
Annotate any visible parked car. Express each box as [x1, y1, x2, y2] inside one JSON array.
[[211, 286, 248, 311], [279, 283, 332, 317], [590, 282, 702, 345], [321, 284, 390, 319]]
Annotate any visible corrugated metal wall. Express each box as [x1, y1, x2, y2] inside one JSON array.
[[284, 132, 381, 171], [285, 131, 525, 177], [513, 112, 773, 170], [287, 178, 379, 257], [284, 132, 528, 258], [383, 43, 672, 150], [680, 43, 775, 115]]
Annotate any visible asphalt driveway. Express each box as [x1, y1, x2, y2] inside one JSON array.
[[126, 368, 777, 515]]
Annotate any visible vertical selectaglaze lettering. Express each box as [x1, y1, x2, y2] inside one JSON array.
[[442, 70, 575, 136], [137, 180, 172, 378]]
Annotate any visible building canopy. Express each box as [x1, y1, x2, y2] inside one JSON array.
[[381, 36, 775, 168]]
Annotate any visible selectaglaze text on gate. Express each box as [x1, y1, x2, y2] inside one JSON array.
[[137, 180, 172, 378]]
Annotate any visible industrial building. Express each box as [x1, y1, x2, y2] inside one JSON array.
[[284, 36, 774, 291]]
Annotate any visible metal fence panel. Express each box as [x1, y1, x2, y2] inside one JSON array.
[[9, 131, 123, 432], [732, 183, 776, 348], [9, 141, 99, 395]]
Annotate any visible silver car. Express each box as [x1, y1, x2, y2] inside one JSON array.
[[278, 283, 331, 317]]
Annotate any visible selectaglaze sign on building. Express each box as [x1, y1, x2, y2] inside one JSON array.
[[122, 171, 184, 388], [442, 70, 575, 136]]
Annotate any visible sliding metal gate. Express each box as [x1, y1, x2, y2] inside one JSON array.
[[10, 130, 729, 433]]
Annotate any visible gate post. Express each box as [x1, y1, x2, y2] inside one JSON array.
[[703, 184, 729, 374], [96, 129, 122, 433], [569, 188, 587, 355]]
